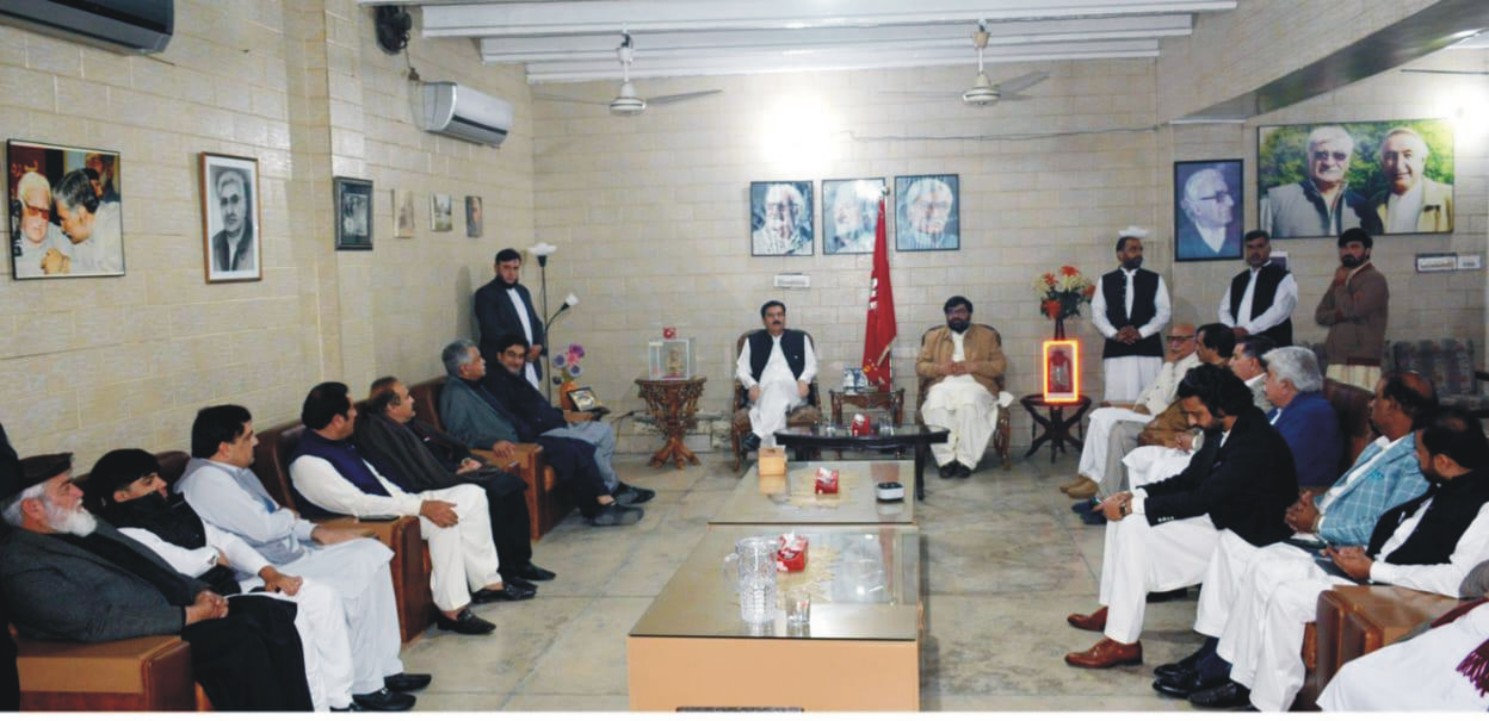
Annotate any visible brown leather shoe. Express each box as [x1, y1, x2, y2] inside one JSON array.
[[1063, 478, 1099, 499], [1059, 474, 1094, 492], [1065, 637, 1143, 669], [1066, 606, 1108, 631]]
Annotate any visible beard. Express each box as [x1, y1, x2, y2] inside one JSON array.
[[1122, 257, 1144, 270], [44, 497, 98, 537], [1341, 255, 1365, 268], [947, 319, 971, 333]]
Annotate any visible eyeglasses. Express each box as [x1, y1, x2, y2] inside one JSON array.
[[21, 203, 49, 221], [1199, 190, 1232, 203], [1167, 335, 1194, 342], [1311, 151, 1350, 163]]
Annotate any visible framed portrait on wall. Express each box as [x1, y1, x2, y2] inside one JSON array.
[[200, 153, 262, 282], [334, 176, 373, 251], [393, 189, 415, 238], [1257, 119, 1454, 239], [7, 139, 125, 279], [894, 174, 959, 251], [1174, 159, 1243, 262], [749, 180, 813, 256], [430, 193, 452, 232], [465, 195, 483, 238], [822, 178, 883, 255]]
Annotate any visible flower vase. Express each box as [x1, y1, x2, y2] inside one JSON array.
[[1054, 317, 1066, 340], [558, 380, 577, 411]]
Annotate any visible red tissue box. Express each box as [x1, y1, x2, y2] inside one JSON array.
[[776, 534, 808, 573], [814, 467, 839, 494]]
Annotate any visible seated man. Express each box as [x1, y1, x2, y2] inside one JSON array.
[[735, 300, 818, 450], [0, 454, 313, 711], [1195, 408, 1489, 712], [1062, 322, 1202, 501], [1064, 365, 1298, 670], [176, 405, 432, 702], [289, 382, 523, 636], [482, 335, 653, 505], [438, 340, 642, 527], [358, 376, 555, 583], [79, 449, 414, 712], [1154, 369, 1427, 701], [914, 295, 1008, 478], [1262, 347, 1346, 490]]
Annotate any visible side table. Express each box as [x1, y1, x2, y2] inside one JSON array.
[[830, 388, 905, 425], [1020, 394, 1091, 463], [635, 377, 706, 469]]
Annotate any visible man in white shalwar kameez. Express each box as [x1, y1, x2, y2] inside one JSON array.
[[1090, 230, 1171, 402], [735, 300, 818, 448], [915, 296, 1009, 477], [175, 404, 433, 707]]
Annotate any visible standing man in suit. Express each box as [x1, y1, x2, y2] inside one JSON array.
[[474, 248, 544, 391], [735, 300, 818, 450], [1064, 365, 1298, 670], [1091, 231, 1171, 402], [1218, 231, 1296, 346], [1316, 228, 1389, 390]]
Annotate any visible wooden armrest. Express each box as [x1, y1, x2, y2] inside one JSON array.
[[1331, 585, 1461, 642], [318, 516, 416, 548]]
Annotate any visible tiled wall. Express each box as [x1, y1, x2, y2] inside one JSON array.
[[0, 0, 533, 467]]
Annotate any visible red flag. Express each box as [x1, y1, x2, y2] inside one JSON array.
[[861, 197, 897, 390]]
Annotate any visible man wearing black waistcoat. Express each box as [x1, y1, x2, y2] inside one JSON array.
[[1218, 230, 1296, 346], [1090, 231, 1171, 402]]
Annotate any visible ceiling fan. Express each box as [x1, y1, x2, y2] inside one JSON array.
[[884, 22, 1049, 107], [535, 32, 723, 116]]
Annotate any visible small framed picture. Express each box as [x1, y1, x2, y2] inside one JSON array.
[[8, 139, 126, 278], [567, 386, 601, 412], [647, 338, 693, 380], [334, 176, 373, 250], [393, 189, 415, 238], [894, 174, 959, 251], [1042, 339, 1080, 404], [749, 181, 814, 256], [822, 178, 883, 255], [430, 193, 452, 232], [1174, 159, 1243, 262], [465, 195, 483, 238], [200, 152, 261, 282]]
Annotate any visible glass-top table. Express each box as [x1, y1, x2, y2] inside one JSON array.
[[712, 459, 915, 526], [771, 423, 949, 501], [627, 525, 922, 710]]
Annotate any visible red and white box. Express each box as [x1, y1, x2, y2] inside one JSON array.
[[776, 533, 809, 573], [814, 467, 839, 494]]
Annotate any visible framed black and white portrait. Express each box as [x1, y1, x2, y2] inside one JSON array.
[[466, 195, 483, 238], [7, 139, 125, 279], [200, 153, 262, 282], [895, 174, 960, 251], [431, 193, 452, 232], [822, 178, 883, 255], [749, 180, 813, 256], [334, 176, 373, 251], [1174, 159, 1243, 262]]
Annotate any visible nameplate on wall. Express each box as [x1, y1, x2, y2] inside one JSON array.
[[773, 274, 811, 289]]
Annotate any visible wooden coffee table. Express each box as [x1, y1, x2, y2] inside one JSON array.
[[771, 423, 949, 501], [712, 460, 915, 526]]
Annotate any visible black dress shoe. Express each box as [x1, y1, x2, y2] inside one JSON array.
[[615, 483, 656, 505], [742, 433, 762, 451], [383, 673, 432, 693], [955, 463, 972, 478], [435, 608, 495, 635], [938, 462, 960, 479], [1189, 680, 1251, 709], [504, 576, 537, 591], [512, 562, 557, 581], [1080, 508, 1107, 525], [1147, 587, 1189, 603], [589, 503, 644, 526], [1071, 498, 1098, 513], [1154, 645, 1210, 680], [1152, 669, 1227, 699], [350, 688, 417, 712], [471, 584, 536, 604]]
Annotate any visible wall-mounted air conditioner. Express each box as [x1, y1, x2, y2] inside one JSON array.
[[420, 81, 513, 147], [0, 0, 173, 54]]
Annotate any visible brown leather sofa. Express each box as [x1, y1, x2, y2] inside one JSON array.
[[407, 377, 570, 539], [251, 420, 436, 643], [13, 450, 208, 711]]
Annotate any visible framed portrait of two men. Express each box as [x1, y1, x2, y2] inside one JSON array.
[[201, 153, 262, 282], [1257, 119, 1454, 240], [1173, 159, 1243, 263], [7, 139, 125, 279]]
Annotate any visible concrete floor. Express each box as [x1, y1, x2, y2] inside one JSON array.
[[399, 450, 1199, 711]]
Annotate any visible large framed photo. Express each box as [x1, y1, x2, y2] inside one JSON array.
[[749, 180, 813, 256], [894, 174, 959, 251], [822, 178, 883, 255], [1174, 159, 1243, 262], [1257, 119, 1454, 239], [200, 153, 261, 282], [7, 139, 124, 279], [334, 176, 373, 251]]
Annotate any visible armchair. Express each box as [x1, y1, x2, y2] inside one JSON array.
[[914, 324, 1013, 469], [729, 330, 822, 472]]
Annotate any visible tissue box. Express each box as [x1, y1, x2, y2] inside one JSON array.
[[776, 534, 809, 572], [814, 467, 839, 494], [757, 447, 787, 476]]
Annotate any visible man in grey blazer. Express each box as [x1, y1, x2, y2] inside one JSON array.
[[0, 453, 313, 711]]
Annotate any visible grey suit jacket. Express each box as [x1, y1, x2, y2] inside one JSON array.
[[438, 375, 522, 449], [0, 523, 205, 642]]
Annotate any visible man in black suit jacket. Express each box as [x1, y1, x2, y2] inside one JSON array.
[[1065, 364, 1298, 669], [473, 248, 544, 390]]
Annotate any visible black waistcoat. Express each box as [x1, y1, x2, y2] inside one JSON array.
[[1100, 268, 1163, 359], [1229, 264, 1293, 346], [1367, 468, 1489, 565], [748, 329, 807, 380]]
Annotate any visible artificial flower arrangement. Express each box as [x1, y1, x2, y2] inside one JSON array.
[[1033, 265, 1097, 321]]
